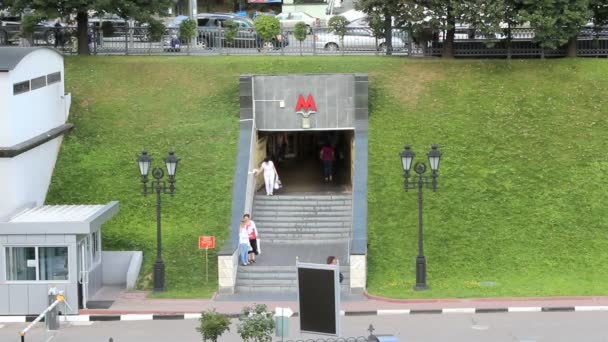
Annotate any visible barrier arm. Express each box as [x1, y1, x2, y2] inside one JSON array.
[[18, 294, 65, 342]]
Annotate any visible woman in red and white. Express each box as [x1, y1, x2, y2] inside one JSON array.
[[244, 214, 259, 263]]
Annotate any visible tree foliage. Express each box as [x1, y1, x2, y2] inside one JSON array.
[[294, 21, 308, 56], [236, 304, 275, 342], [196, 309, 230, 342], [520, 0, 591, 50], [3, 0, 171, 54], [328, 15, 349, 52], [223, 19, 239, 46], [254, 15, 280, 43]]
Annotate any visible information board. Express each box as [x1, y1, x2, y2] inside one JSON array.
[[297, 262, 340, 336]]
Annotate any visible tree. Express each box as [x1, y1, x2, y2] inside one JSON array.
[[237, 304, 275, 342], [589, 0, 608, 37], [196, 309, 230, 342], [356, 0, 402, 55], [223, 19, 239, 53], [180, 18, 197, 55], [328, 15, 349, 54], [520, 0, 591, 56], [4, 0, 171, 55], [294, 21, 308, 56], [254, 15, 280, 51], [19, 13, 43, 46]]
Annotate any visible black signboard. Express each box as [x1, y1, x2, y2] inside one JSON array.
[[297, 262, 340, 336]]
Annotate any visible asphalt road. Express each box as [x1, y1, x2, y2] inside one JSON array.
[[2, 312, 608, 342]]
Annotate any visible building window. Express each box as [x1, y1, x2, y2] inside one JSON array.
[[92, 231, 101, 263], [47, 71, 61, 85], [13, 81, 30, 95], [30, 76, 47, 90], [5, 246, 68, 281]]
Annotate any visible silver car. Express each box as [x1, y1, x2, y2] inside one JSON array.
[[314, 27, 408, 52]]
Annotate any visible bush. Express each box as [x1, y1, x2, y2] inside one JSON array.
[[179, 18, 197, 44], [294, 21, 308, 56], [196, 309, 230, 342], [254, 15, 280, 43], [223, 20, 239, 46], [147, 19, 166, 42], [328, 15, 349, 38], [20, 14, 44, 40], [237, 304, 275, 342]]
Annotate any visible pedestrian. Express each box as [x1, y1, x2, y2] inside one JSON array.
[[243, 214, 259, 263], [320, 143, 335, 182], [54, 18, 64, 49], [326, 256, 344, 283], [255, 157, 277, 196], [239, 220, 250, 266]]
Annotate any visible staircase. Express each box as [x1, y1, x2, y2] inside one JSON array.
[[235, 193, 352, 294]]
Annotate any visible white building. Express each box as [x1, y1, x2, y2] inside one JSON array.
[[0, 48, 130, 316]]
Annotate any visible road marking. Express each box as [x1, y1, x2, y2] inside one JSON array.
[[0, 316, 25, 323], [575, 306, 608, 312], [184, 313, 202, 320], [45, 336, 54, 342], [121, 314, 153, 321], [508, 307, 542, 313], [62, 315, 90, 322], [377, 309, 410, 315], [443, 308, 475, 314]]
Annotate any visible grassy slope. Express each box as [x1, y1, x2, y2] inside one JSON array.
[[47, 57, 608, 298]]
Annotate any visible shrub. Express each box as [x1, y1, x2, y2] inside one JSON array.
[[20, 14, 44, 41], [223, 20, 239, 46], [101, 21, 115, 37], [328, 15, 349, 51], [254, 15, 280, 44], [196, 309, 230, 342], [147, 19, 166, 42], [237, 304, 275, 342], [179, 18, 197, 45], [294, 21, 308, 56]]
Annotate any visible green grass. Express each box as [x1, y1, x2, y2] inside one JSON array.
[[47, 57, 608, 298]]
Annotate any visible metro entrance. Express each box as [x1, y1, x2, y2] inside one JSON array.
[[256, 130, 354, 193]]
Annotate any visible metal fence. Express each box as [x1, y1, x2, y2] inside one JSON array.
[[2, 25, 608, 58]]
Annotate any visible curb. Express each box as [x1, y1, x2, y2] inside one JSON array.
[[2, 306, 608, 323]]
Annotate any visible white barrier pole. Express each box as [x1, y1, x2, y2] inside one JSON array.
[[19, 294, 65, 342]]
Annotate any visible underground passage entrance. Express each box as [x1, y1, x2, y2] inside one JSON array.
[[256, 130, 354, 193]]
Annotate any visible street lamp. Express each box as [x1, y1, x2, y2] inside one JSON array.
[[137, 149, 180, 292], [400, 144, 442, 290]]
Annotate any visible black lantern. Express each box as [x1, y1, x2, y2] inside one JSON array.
[[400, 145, 415, 174], [164, 150, 179, 178], [138, 150, 152, 178]]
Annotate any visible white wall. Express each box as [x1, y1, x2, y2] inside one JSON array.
[[1, 49, 66, 147], [0, 137, 64, 220], [0, 49, 69, 221]]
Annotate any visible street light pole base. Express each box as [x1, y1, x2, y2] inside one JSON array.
[[414, 256, 427, 291], [153, 261, 165, 292]]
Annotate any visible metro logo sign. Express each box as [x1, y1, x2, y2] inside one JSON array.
[[295, 95, 317, 113]]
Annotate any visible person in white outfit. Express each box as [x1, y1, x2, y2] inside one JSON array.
[[244, 214, 259, 263], [239, 220, 251, 266], [255, 157, 277, 196]]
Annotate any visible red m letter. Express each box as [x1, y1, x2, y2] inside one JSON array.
[[295, 95, 317, 112]]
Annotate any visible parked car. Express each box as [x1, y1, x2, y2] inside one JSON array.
[[89, 16, 149, 41], [196, 13, 288, 50], [275, 11, 320, 32], [314, 27, 408, 52], [0, 19, 68, 45]]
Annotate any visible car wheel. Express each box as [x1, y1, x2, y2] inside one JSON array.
[[45, 30, 56, 45], [325, 43, 339, 51]]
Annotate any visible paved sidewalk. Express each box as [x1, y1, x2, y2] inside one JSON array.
[[78, 288, 608, 316]]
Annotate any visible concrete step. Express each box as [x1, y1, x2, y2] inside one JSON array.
[[254, 216, 351, 223], [256, 221, 351, 228], [237, 266, 349, 273], [261, 237, 350, 244], [254, 205, 352, 212], [254, 210, 352, 216], [258, 227, 351, 233], [254, 194, 352, 201], [254, 200, 352, 207], [235, 285, 352, 293]]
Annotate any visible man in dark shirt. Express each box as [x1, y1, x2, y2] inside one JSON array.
[[320, 144, 335, 182]]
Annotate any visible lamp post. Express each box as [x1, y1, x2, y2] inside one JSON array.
[[400, 144, 442, 291], [137, 150, 180, 292]]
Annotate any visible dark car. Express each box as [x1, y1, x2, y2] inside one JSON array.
[[0, 19, 68, 46], [196, 13, 288, 49]]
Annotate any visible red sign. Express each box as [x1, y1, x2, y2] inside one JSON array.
[[198, 236, 215, 249], [295, 94, 317, 113]]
